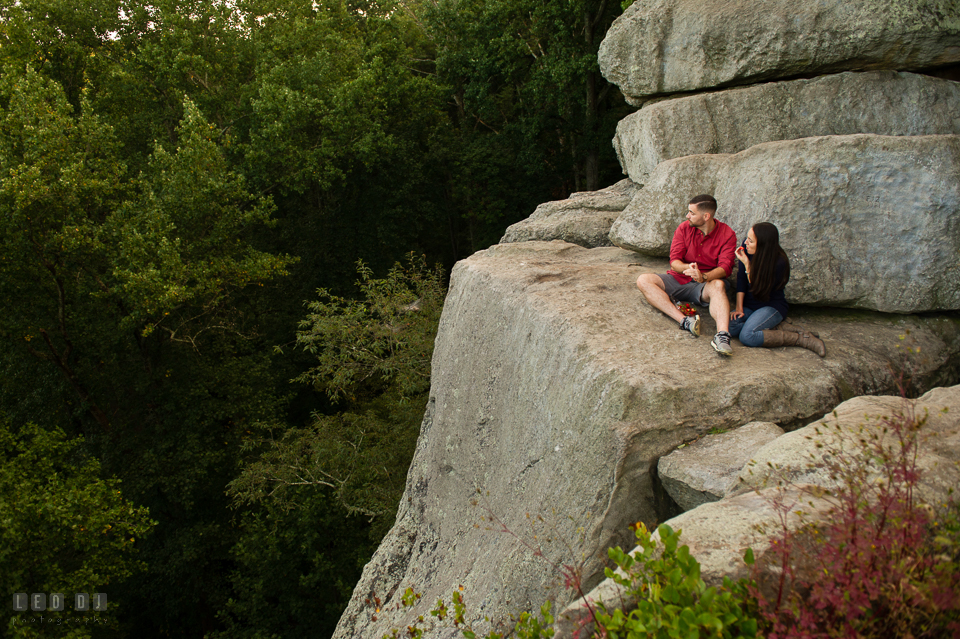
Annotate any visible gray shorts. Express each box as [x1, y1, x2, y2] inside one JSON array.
[[658, 274, 706, 306]]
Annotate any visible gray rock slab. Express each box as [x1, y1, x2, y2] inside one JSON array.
[[561, 383, 960, 638], [555, 485, 832, 639], [333, 242, 960, 639], [731, 385, 960, 506], [658, 421, 784, 511], [615, 71, 960, 185], [598, 0, 960, 104], [500, 179, 639, 248], [609, 134, 960, 313], [611, 154, 726, 256]]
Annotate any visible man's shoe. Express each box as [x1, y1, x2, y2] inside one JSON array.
[[679, 314, 700, 337], [711, 331, 733, 356]]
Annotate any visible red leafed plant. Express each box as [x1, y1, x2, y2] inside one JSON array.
[[753, 395, 960, 639]]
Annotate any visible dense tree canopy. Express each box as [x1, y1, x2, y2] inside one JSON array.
[[0, 418, 154, 638], [0, 0, 628, 636]]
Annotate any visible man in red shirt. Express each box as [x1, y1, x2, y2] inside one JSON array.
[[636, 194, 737, 356]]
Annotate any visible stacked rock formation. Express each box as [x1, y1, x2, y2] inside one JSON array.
[[335, 3, 960, 638], [506, 0, 960, 314]]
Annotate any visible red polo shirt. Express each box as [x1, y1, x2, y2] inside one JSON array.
[[668, 220, 737, 285]]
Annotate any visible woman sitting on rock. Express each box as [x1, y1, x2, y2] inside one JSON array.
[[729, 222, 825, 356]]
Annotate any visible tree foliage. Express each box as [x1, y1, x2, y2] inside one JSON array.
[[0, 0, 629, 635], [294, 254, 445, 403], [221, 257, 443, 638], [231, 256, 444, 527], [414, 0, 627, 201], [0, 418, 154, 638], [212, 489, 377, 639]]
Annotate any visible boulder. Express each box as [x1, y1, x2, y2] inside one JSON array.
[[333, 241, 960, 639], [610, 154, 726, 256], [560, 384, 960, 638], [658, 421, 784, 511], [731, 385, 960, 506], [500, 179, 639, 248], [555, 485, 832, 639], [598, 0, 960, 104], [614, 71, 960, 185], [608, 134, 960, 313]]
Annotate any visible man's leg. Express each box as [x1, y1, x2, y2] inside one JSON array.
[[700, 279, 731, 333], [636, 274, 686, 323]]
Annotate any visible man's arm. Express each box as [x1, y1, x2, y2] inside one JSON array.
[[716, 226, 737, 278], [668, 223, 690, 273], [701, 266, 729, 282]]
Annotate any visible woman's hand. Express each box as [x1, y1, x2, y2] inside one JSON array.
[[730, 308, 745, 320], [735, 245, 749, 267]]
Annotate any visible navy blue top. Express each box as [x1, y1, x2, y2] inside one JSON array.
[[736, 242, 789, 319]]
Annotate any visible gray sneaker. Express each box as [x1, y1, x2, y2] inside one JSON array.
[[711, 331, 733, 356], [679, 314, 700, 337]]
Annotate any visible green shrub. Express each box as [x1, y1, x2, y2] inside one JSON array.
[[596, 523, 757, 639]]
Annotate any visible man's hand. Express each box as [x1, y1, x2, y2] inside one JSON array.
[[683, 262, 704, 283]]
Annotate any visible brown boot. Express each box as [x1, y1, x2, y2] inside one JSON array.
[[772, 319, 819, 338], [762, 329, 826, 357]]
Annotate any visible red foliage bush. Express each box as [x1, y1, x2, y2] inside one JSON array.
[[753, 399, 960, 638]]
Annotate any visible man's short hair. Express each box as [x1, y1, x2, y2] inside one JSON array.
[[689, 194, 717, 215]]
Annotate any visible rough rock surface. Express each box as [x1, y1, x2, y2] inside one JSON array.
[[731, 385, 960, 505], [559, 384, 960, 638], [610, 154, 728, 256], [658, 422, 785, 511], [609, 134, 960, 313], [555, 485, 832, 639], [332, 241, 960, 639], [598, 0, 960, 104], [500, 179, 639, 248], [614, 71, 960, 185]]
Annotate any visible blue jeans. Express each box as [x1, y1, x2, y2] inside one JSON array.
[[728, 306, 783, 347]]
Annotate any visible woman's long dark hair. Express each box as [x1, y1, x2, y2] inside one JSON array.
[[750, 222, 790, 302]]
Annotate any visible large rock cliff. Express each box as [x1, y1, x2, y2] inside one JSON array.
[[335, 2, 960, 637], [333, 243, 960, 639]]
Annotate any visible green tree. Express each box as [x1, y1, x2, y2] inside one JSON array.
[[231, 255, 444, 530], [220, 256, 443, 636], [212, 487, 378, 639], [237, 0, 459, 293], [409, 0, 629, 244], [0, 0, 129, 105], [0, 418, 155, 638], [0, 64, 129, 432], [0, 64, 292, 430], [91, 0, 258, 174], [0, 62, 294, 636]]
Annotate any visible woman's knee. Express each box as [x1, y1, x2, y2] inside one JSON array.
[[728, 318, 745, 339], [740, 328, 765, 348]]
